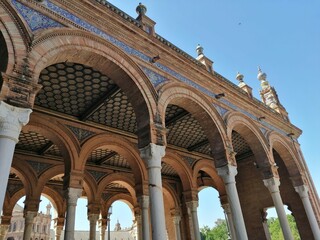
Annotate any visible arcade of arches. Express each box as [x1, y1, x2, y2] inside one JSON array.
[[0, 1, 319, 240]]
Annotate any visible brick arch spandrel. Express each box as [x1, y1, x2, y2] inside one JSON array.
[[24, 114, 79, 177], [158, 83, 229, 167], [2, 189, 26, 217], [0, 1, 31, 74], [29, 29, 158, 147], [226, 112, 273, 177], [162, 151, 195, 192], [193, 159, 226, 195], [80, 134, 147, 192]]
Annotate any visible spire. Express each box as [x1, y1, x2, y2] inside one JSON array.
[[236, 72, 252, 98], [46, 203, 52, 215], [196, 44, 214, 73], [136, 3, 156, 36], [257, 67, 289, 121]]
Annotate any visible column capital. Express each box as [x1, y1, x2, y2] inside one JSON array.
[[88, 213, 99, 222], [53, 217, 65, 227], [139, 143, 165, 167], [138, 195, 150, 209], [172, 214, 181, 224], [263, 177, 280, 193], [0, 101, 32, 142], [186, 200, 199, 212], [65, 187, 82, 205], [217, 164, 237, 184], [221, 203, 231, 214], [294, 185, 309, 198]]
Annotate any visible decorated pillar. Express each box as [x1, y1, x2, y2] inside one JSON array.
[[88, 213, 99, 240], [99, 219, 107, 240], [217, 164, 248, 240], [261, 209, 271, 240], [139, 143, 166, 240], [186, 201, 201, 240], [23, 211, 37, 240], [263, 177, 293, 240], [172, 214, 182, 240], [0, 101, 32, 211], [53, 217, 64, 240], [134, 212, 142, 240], [221, 203, 236, 240], [138, 195, 150, 240], [295, 185, 320, 239], [0, 224, 9, 240], [64, 187, 82, 240]]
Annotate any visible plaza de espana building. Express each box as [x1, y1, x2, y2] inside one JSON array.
[[0, 0, 319, 239]]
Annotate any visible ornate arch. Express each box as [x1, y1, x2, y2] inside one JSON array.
[[192, 159, 225, 194], [226, 111, 272, 171], [162, 150, 195, 191], [158, 83, 228, 167], [29, 29, 158, 147], [80, 133, 147, 194]]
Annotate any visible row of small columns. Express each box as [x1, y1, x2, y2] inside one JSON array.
[[0, 100, 320, 239]]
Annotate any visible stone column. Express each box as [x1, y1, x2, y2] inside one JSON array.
[[53, 217, 64, 240], [135, 213, 142, 240], [186, 201, 201, 240], [217, 165, 248, 240], [0, 101, 32, 211], [295, 185, 320, 239], [222, 203, 236, 240], [99, 219, 107, 240], [172, 214, 182, 240], [0, 224, 9, 240], [64, 187, 82, 240], [140, 143, 166, 240], [23, 211, 37, 240], [138, 195, 150, 240], [261, 209, 271, 240], [88, 213, 99, 240], [263, 177, 293, 240]]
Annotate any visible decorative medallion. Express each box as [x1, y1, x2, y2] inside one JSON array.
[[66, 125, 95, 143], [12, 0, 63, 31], [27, 160, 53, 175]]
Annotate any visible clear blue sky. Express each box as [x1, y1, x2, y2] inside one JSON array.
[[22, 0, 320, 231]]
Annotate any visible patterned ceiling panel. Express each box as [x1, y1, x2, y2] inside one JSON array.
[[88, 147, 131, 169], [232, 131, 251, 156], [35, 62, 115, 117], [88, 92, 137, 133], [16, 130, 61, 157], [166, 104, 208, 153]]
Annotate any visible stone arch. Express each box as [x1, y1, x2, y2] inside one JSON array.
[[162, 182, 180, 210], [0, 1, 30, 74], [24, 115, 79, 178], [80, 133, 147, 195], [3, 189, 25, 217], [36, 165, 64, 196], [11, 157, 37, 199], [158, 83, 228, 167], [29, 29, 158, 147], [103, 194, 135, 219], [83, 171, 98, 204], [162, 150, 195, 191], [226, 111, 272, 170], [41, 186, 66, 219], [97, 172, 137, 206], [192, 159, 225, 194], [268, 132, 302, 182]]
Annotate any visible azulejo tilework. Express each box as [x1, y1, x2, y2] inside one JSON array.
[[66, 125, 95, 143], [13, 0, 291, 139], [12, 0, 63, 31]]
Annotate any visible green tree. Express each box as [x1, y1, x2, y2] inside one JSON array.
[[200, 219, 229, 240], [268, 214, 300, 240]]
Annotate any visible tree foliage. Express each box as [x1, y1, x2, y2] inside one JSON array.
[[200, 215, 300, 240]]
